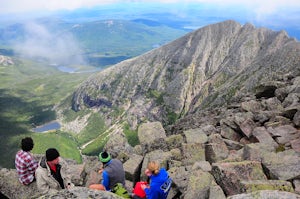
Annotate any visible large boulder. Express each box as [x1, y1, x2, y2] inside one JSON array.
[[240, 180, 294, 193], [184, 169, 218, 199], [261, 150, 300, 180], [267, 125, 300, 146], [103, 130, 134, 161], [212, 161, 267, 196], [183, 128, 208, 144], [182, 143, 206, 165], [123, 154, 143, 183], [251, 127, 278, 149], [138, 122, 167, 145], [206, 134, 229, 163], [168, 166, 191, 193], [0, 168, 43, 199]]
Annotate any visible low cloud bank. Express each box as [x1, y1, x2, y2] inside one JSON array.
[[13, 22, 86, 66]]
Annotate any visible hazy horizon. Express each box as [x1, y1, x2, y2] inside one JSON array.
[[1, 1, 300, 66], [0, 1, 299, 40]]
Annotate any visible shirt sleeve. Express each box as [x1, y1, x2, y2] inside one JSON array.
[[102, 170, 110, 190]]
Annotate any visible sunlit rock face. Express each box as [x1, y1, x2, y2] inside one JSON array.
[[72, 20, 300, 128]]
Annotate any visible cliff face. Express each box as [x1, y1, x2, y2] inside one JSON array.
[[72, 20, 300, 127]]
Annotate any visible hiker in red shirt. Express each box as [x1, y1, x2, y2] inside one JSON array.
[[15, 137, 38, 185]]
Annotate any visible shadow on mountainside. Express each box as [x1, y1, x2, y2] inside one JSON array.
[[0, 89, 56, 168]]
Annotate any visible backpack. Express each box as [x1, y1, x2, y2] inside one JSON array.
[[112, 183, 131, 198], [133, 181, 148, 198]]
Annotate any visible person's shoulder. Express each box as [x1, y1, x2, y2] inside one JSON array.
[[16, 150, 25, 156], [113, 158, 122, 163], [160, 168, 167, 173], [15, 150, 22, 157], [35, 163, 46, 174], [159, 168, 169, 177]]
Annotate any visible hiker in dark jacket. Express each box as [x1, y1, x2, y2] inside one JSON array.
[[89, 151, 126, 191]]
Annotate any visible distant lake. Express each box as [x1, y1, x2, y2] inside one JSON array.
[[57, 66, 76, 73], [32, 121, 61, 133], [55, 65, 102, 73]]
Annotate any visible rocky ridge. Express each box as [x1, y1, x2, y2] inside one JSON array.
[[72, 20, 300, 128], [1, 73, 299, 198]]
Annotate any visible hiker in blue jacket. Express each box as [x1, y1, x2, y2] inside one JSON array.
[[141, 161, 172, 199]]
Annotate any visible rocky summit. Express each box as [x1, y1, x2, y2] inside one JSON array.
[[1, 20, 300, 198]]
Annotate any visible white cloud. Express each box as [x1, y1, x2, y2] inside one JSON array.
[[13, 22, 86, 65]]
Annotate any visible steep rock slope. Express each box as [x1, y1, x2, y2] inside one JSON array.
[[72, 20, 300, 126]]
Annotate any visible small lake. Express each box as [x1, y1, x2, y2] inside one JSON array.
[[32, 121, 61, 133], [56, 65, 102, 73], [57, 66, 76, 73]]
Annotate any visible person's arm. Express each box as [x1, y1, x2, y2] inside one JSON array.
[[60, 158, 73, 188], [101, 170, 110, 190], [141, 182, 153, 199], [144, 186, 153, 199]]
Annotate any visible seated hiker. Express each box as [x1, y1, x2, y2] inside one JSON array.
[[89, 151, 126, 191], [15, 137, 38, 185], [35, 148, 73, 194], [139, 161, 172, 199]]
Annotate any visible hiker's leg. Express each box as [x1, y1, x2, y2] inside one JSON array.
[[89, 184, 106, 190], [132, 194, 145, 199]]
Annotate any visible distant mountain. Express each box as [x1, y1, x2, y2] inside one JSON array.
[[131, 18, 162, 27], [69, 19, 187, 56], [0, 19, 187, 67], [72, 20, 300, 127]]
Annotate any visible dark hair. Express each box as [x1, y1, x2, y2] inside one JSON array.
[[21, 137, 34, 151]]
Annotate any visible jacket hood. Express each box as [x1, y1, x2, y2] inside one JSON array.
[[39, 156, 47, 168]]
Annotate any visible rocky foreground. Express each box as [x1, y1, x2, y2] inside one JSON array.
[[1, 75, 300, 198]]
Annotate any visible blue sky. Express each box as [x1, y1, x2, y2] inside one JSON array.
[[0, 0, 300, 39]]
